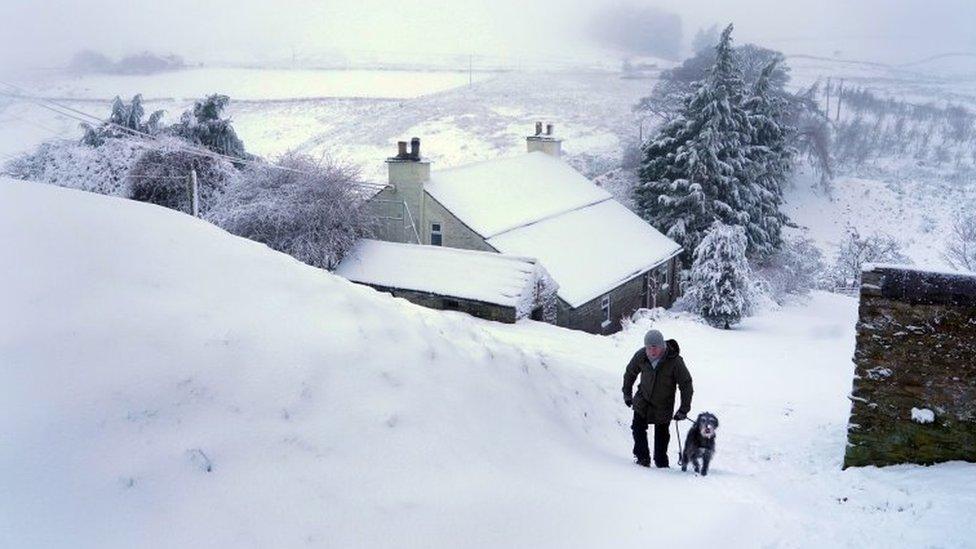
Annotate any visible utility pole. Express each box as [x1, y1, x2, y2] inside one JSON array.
[[836, 78, 844, 122], [188, 169, 199, 217], [468, 54, 473, 87], [825, 77, 831, 118]]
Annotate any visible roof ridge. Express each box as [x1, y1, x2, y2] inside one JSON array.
[[484, 197, 614, 239], [358, 239, 539, 264]]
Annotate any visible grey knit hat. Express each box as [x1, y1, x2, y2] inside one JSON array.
[[644, 329, 665, 348]]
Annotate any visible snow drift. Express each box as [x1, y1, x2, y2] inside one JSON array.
[[2, 178, 974, 548], [0, 178, 600, 547]]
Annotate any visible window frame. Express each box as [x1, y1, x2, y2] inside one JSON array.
[[430, 222, 443, 246]]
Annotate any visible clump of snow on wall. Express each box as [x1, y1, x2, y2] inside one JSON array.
[[911, 407, 935, 424]]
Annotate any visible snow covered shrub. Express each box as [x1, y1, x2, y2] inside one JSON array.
[[3, 137, 145, 196], [752, 234, 826, 303], [127, 137, 238, 215], [944, 212, 976, 272], [828, 227, 911, 292], [82, 94, 164, 147], [532, 271, 559, 324], [686, 221, 752, 329], [169, 94, 247, 159], [207, 153, 373, 270]]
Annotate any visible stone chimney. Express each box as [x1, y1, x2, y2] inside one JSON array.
[[386, 137, 429, 242], [526, 121, 561, 157]]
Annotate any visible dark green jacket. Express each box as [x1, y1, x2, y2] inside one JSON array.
[[622, 339, 693, 424]]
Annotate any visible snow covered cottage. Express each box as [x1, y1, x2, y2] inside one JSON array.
[[361, 123, 682, 334]]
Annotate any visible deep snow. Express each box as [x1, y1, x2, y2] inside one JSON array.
[[2, 177, 974, 548]]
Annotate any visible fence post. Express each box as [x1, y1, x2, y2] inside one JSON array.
[[188, 169, 199, 217]]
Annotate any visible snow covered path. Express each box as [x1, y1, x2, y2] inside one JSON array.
[[483, 295, 976, 548], [1, 179, 973, 548]]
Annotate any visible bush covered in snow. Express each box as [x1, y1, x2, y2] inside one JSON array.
[[81, 94, 165, 147], [3, 137, 145, 196], [207, 153, 373, 270], [685, 221, 753, 329], [127, 137, 239, 215], [3, 92, 251, 217]]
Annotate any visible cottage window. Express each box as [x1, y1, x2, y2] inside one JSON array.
[[430, 223, 443, 246], [601, 294, 611, 327]]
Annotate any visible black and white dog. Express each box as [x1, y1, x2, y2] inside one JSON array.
[[680, 412, 719, 476]]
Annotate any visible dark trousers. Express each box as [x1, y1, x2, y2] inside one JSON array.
[[632, 411, 671, 467]]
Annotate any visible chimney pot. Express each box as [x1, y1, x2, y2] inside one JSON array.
[[535, 121, 543, 135], [546, 123, 553, 136], [410, 137, 421, 160], [397, 141, 408, 158]]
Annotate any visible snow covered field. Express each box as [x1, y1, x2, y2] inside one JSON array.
[[16, 67, 489, 101], [2, 178, 974, 548]]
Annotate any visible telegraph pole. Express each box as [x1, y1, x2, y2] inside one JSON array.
[[836, 79, 844, 122]]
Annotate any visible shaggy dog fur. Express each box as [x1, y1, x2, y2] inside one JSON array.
[[680, 412, 719, 476]]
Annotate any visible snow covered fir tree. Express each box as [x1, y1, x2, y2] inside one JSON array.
[[634, 24, 793, 261], [686, 221, 751, 329]]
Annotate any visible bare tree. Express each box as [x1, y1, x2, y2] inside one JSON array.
[[207, 153, 374, 270], [944, 212, 976, 272], [829, 227, 911, 292]]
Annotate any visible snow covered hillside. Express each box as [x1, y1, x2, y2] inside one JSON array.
[[5, 58, 974, 274], [2, 178, 974, 548]]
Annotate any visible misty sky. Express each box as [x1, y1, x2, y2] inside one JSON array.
[[2, 0, 974, 69]]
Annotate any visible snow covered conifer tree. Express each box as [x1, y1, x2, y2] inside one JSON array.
[[742, 60, 795, 257], [687, 221, 751, 329], [635, 24, 757, 261]]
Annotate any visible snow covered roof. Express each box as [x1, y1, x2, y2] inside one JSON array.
[[335, 239, 545, 308], [424, 151, 611, 238], [487, 200, 682, 308]]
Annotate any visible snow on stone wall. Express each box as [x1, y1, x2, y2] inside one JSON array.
[[844, 264, 976, 468]]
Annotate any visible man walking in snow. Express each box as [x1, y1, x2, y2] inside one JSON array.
[[622, 329, 693, 468]]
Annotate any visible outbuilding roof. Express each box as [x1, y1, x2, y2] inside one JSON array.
[[335, 239, 548, 311]]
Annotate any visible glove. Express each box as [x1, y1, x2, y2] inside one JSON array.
[[624, 396, 633, 408], [673, 411, 687, 421]]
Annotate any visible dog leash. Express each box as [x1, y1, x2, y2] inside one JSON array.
[[674, 416, 694, 465], [674, 420, 683, 464]]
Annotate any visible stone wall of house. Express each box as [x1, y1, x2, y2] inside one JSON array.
[[555, 257, 680, 335], [421, 194, 497, 252], [564, 270, 647, 335], [365, 284, 517, 324], [844, 265, 976, 468]]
